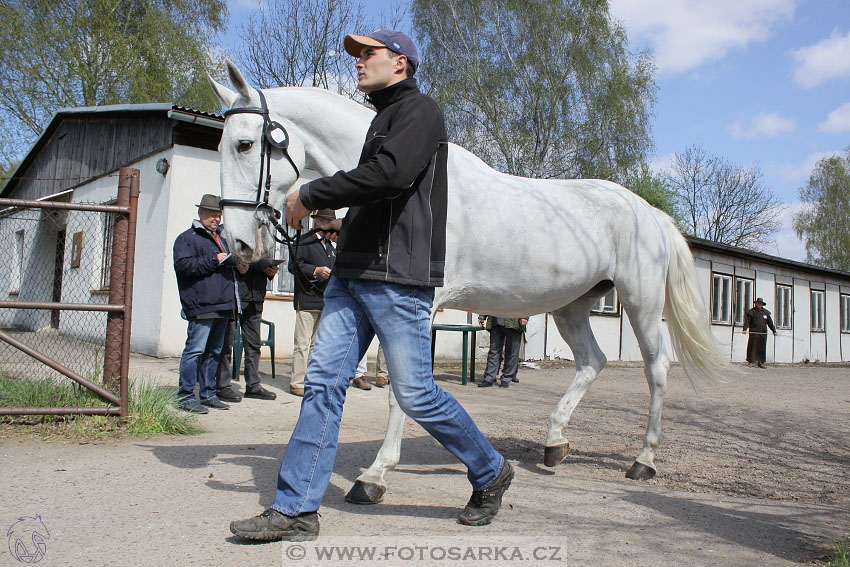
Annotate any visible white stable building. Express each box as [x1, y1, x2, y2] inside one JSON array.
[[3, 103, 850, 364]]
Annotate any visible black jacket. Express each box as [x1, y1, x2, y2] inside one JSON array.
[[173, 221, 237, 318], [238, 267, 273, 307], [300, 78, 448, 287], [743, 307, 776, 334], [288, 234, 336, 311]]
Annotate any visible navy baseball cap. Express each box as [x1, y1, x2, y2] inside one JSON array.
[[344, 29, 419, 71]]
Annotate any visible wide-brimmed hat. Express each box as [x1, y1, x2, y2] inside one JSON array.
[[755, 297, 766, 305], [195, 194, 222, 211], [311, 209, 336, 220], [344, 29, 419, 71]]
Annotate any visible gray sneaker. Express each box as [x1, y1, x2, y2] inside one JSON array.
[[176, 399, 208, 414], [230, 509, 319, 541]]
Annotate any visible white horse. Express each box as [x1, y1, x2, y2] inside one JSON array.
[[208, 61, 731, 504]]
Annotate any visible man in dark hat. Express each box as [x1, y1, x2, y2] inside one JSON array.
[[742, 297, 776, 368], [231, 29, 510, 542], [173, 194, 246, 413]]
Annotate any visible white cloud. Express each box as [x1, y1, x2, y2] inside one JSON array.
[[609, 0, 795, 76], [793, 28, 850, 88], [773, 150, 842, 183], [728, 112, 796, 139], [768, 202, 807, 262], [648, 152, 676, 174], [818, 101, 850, 133]]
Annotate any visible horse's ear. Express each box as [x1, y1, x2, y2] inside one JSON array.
[[225, 59, 256, 103], [207, 75, 238, 109]]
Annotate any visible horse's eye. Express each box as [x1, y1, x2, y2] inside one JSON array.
[[237, 140, 253, 153]]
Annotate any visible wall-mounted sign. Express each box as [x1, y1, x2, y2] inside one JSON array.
[[71, 231, 84, 268]]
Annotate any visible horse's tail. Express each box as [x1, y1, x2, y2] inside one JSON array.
[[659, 212, 733, 387]]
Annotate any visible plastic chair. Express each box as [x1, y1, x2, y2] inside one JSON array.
[[232, 318, 276, 381]]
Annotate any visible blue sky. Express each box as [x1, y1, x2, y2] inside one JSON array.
[[222, 0, 850, 261]]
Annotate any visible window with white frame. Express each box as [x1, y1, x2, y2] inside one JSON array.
[[590, 288, 618, 314], [810, 289, 825, 332], [841, 294, 850, 333], [98, 212, 115, 290], [733, 277, 754, 326], [775, 284, 792, 329], [10, 229, 24, 294], [711, 273, 732, 324]]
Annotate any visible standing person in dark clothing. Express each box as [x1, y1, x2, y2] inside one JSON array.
[[230, 29, 510, 542], [288, 209, 337, 397], [477, 315, 528, 388], [173, 194, 245, 413], [216, 260, 280, 402], [743, 297, 776, 368]]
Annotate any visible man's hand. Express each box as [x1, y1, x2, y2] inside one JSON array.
[[236, 262, 249, 274], [216, 252, 228, 264], [519, 318, 528, 326], [314, 266, 332, 281], [285, 188, 310, 230], [264, 266, 279, 277]]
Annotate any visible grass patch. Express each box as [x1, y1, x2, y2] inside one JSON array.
[[0, 375, 203, 438], [828, 535, 850, 567]]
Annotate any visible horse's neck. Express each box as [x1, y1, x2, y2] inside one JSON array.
[[266, 87, 372, 176]]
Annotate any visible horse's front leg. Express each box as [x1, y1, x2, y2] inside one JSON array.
[[345, 386, 404, 504]]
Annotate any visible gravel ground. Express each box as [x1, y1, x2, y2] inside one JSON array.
[[1, 357, 848, 566]]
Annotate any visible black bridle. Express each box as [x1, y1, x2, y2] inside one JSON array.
[[221, 90, 327, 294]]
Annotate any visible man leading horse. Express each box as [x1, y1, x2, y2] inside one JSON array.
[[229, 29, 513, 542]]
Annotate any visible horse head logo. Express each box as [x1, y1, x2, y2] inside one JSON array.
[[7, 515, 50, 564]]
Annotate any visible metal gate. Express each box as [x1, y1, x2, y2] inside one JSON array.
[[0, 167, 139, 417]]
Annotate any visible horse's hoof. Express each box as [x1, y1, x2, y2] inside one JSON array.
[[345, 480, 386, 504], [625, 461, 656, 480], [543, 443, 570, 467]]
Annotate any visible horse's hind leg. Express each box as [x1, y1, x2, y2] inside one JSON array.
[[545, 294, 609, 467], [617, 300, 671, 481], [345, 386, 405, 504]]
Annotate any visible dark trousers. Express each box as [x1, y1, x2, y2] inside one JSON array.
[[746, 332, 768, 364], [217, 302, 263, 392], [483, 326, 522, 384]]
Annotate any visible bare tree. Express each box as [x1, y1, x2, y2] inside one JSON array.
[[664, 145, 783, 250], [234, 0, 406, 100]]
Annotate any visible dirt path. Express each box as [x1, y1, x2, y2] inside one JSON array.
[[1, 358, 848, 566]]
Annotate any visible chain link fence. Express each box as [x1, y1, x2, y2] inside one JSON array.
[[0, 168, 139, 416]]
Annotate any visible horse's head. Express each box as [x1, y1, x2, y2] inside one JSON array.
[[208, 60, 306, 261]]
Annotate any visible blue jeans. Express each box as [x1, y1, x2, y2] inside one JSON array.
[[272, 277, 504, 515], [178, 318, 228, 403]]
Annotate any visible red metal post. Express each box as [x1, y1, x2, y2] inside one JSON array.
[[118, 170, 139, 416]]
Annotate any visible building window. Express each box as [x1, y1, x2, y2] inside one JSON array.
[[811, 289, 825, 332], [10, 229, 24, 294], [733, 277, 754, 326], [273, 233, 297, 295], [775, 284, 792, 329], [841, 294, 850, 333], [99, 212, 115, 290], [711, 273, 732, 324], [591, 288, 618, 315]]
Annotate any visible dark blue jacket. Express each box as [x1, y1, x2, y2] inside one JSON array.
[[173, 220, 237, 318]]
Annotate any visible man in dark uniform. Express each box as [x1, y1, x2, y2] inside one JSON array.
[[742, 297, 776, 368], [216, 260, 280, 402]]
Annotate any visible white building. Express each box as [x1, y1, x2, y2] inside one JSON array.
[[3, 104, 849, 364]]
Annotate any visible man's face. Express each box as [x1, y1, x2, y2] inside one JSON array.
[[313, 216, 334, 231], [355, 46, 405, 93], [198, 207, 222, 232]]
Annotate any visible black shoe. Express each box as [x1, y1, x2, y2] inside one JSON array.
[[244, 387, 277, 400], [200, 397, 230, 410], [176, 399, 208, 414], [218, 388, 242, 403], [477, 380, 494, 388], [498, 381, 509, 388], [511, 377, 519, 383], [230, 509, 319, 541], [458, 461, 514, 526]]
